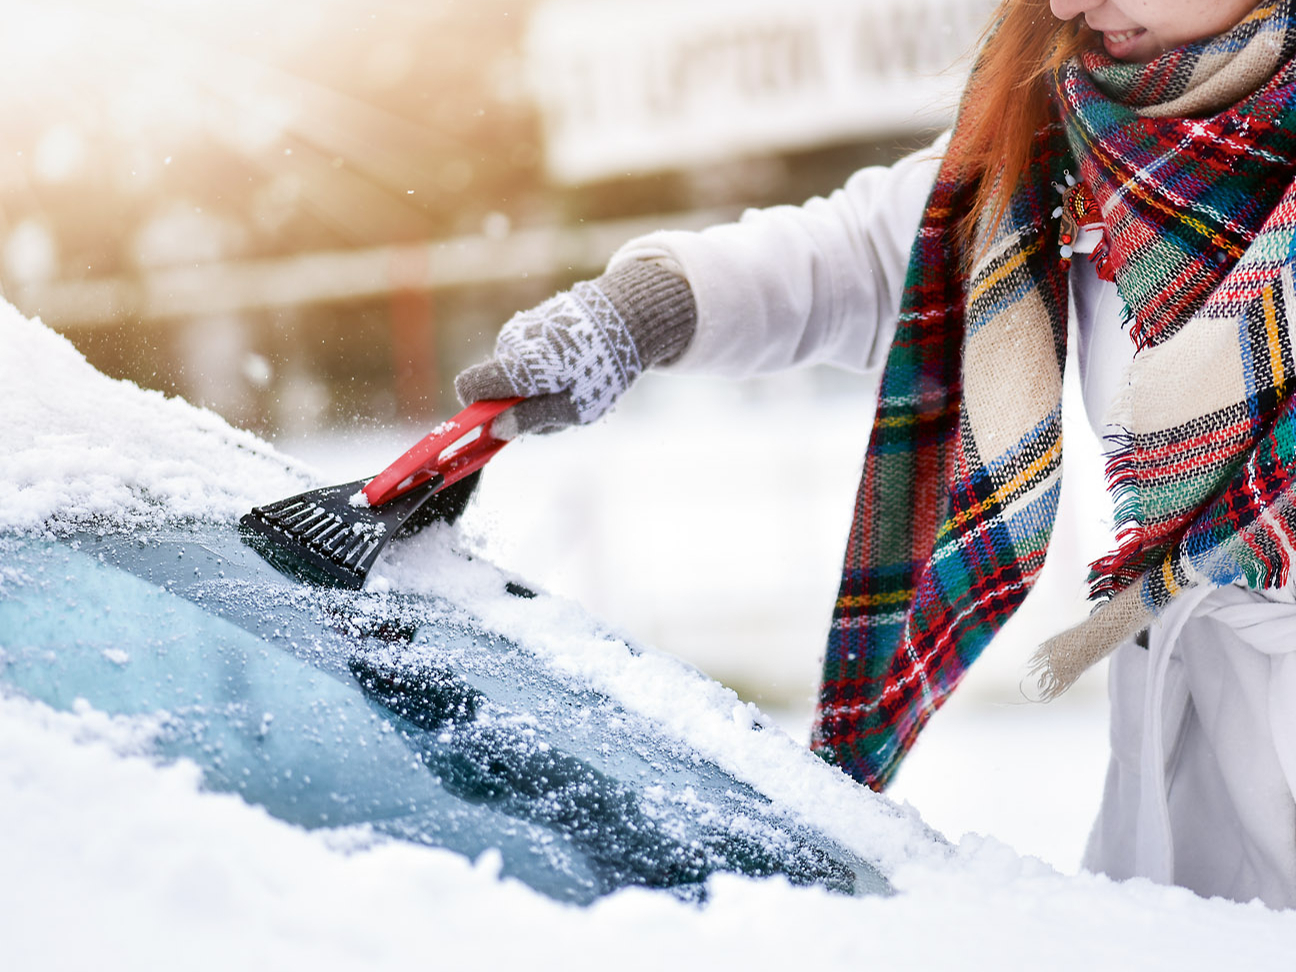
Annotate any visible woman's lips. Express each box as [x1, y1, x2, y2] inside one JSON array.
[[1102, 27, 1148, 58]]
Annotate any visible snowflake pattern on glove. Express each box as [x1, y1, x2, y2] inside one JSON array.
[[493, 280, 644, 424]]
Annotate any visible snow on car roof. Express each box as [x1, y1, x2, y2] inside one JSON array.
[[0, 303, 315, 534], [3, 304, 1295, 968]]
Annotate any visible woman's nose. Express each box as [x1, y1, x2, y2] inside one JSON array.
[[1049, 0, 1104, 20]]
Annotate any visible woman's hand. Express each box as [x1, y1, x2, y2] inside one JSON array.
[[454, 262, 695, 437]]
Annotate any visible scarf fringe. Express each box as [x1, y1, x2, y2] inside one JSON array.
[[1029, 581, 1154, 699], [1087, 368, 1150, 600], [1034, 358, 1157, 697]]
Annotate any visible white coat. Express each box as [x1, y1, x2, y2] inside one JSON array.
[[608, 137, 1296, 910]]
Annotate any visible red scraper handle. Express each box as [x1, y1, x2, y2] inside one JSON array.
[[362, 397, 523, 507]]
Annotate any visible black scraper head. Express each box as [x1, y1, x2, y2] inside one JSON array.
[[239, 471, 480, 589]]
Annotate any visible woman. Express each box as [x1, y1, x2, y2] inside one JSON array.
[[457, 0, 1296, 908]]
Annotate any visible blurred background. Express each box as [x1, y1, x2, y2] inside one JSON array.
[[4, 0, 986, 432], [4, 0, 1119, 870]]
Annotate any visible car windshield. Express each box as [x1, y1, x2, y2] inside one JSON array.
[[1, 525, 889, 903]]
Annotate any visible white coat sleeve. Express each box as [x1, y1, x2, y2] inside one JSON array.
[[605, 134, 947, 378]]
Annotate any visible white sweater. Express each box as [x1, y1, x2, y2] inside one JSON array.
[[609, 139, 1296, 909], [609, 135, 1133, 439]]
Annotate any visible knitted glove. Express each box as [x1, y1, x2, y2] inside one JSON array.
[[455, 260, 696, 437]]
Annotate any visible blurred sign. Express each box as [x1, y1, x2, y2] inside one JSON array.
[[524, 0, 995, 184]]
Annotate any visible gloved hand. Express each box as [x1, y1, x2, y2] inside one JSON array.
[[455, 261, 695, 437]]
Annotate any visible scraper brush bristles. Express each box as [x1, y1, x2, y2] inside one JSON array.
[[239, 473, 480, 589]]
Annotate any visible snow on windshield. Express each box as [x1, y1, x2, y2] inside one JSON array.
[[3, 304, 1296, 969]]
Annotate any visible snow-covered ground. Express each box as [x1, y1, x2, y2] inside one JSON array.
[[5, 304, 1296, 970]]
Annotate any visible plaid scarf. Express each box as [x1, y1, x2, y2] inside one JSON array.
[[812, 0, 1296, 790]]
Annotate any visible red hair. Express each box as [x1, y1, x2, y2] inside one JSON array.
[[947, 1, 1091, 244]]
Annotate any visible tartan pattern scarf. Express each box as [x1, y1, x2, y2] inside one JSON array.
[[811, 0, 1296, 791]]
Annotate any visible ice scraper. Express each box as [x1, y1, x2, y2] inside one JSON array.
[[239, 397, 521, 589]]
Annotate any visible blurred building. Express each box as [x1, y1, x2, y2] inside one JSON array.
[[0, 0, 994, 434]]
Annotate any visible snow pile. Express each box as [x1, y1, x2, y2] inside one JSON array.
[[0, 304, 314, 533], [4, 306, 1296, 969]]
